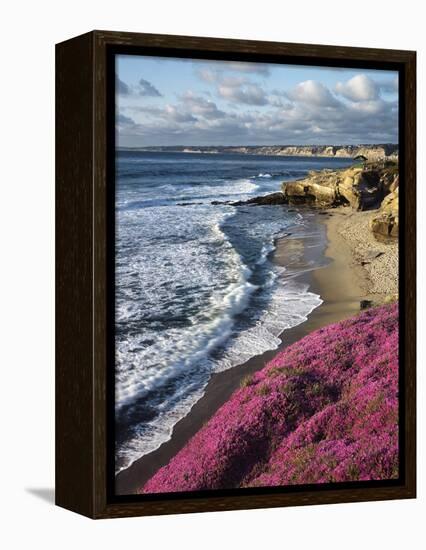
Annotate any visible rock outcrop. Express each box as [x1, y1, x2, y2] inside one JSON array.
[[281, 163, 398, 210], [234, 162, 399, 213], [370, 185, 399, 239], [232, 192, 288, 206]]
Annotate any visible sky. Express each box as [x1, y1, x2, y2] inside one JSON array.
[[116, 54, 398, 147]]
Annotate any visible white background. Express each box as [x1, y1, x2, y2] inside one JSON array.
[[0, 0, 424, 547]]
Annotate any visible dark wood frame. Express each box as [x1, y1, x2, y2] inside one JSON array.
[[56, 30, 416, 519]]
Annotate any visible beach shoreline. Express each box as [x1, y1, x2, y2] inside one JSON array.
[[115, 205, 387, 495]]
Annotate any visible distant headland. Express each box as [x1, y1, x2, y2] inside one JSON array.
[[118, 144, 398, 161]]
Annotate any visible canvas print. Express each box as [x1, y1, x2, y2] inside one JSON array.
[[113, 54, 399, 496]]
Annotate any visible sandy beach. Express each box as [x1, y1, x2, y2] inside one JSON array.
[[330, 208, 399, 299], [115, 204, 397, 495]]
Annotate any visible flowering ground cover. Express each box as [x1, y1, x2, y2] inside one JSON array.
[[142, 303, 398, 493]]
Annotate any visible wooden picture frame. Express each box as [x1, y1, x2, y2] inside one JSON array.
[[56, 30, 416, 519]]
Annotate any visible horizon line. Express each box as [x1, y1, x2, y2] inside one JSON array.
[[117, 143, 398, 149]]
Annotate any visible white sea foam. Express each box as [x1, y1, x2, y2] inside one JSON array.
[[115, 210, 257, 410], [213, 276, 322, 373]]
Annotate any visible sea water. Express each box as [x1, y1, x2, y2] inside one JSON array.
[[115, 151, 353, 472]]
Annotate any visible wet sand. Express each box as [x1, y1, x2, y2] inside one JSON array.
[[116, 209, 368, 495]]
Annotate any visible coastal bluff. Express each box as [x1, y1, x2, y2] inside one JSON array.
[[224, 144, 398, 161]]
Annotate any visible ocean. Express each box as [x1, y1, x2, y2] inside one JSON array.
[[114, 150, 354, 472]]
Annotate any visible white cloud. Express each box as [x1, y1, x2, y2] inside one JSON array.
[[196, 67, 271, 106], [347, 99, 388, 115], [180, 91, 226, 119], [120, 91, 225, 127], [164, 104, 197, 123], [287, 80, 341, 107], [218, 82, 269, 106], [335, 74, 379, 102]]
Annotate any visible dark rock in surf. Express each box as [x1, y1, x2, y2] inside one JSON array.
[[232, 192, 288, 206]]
